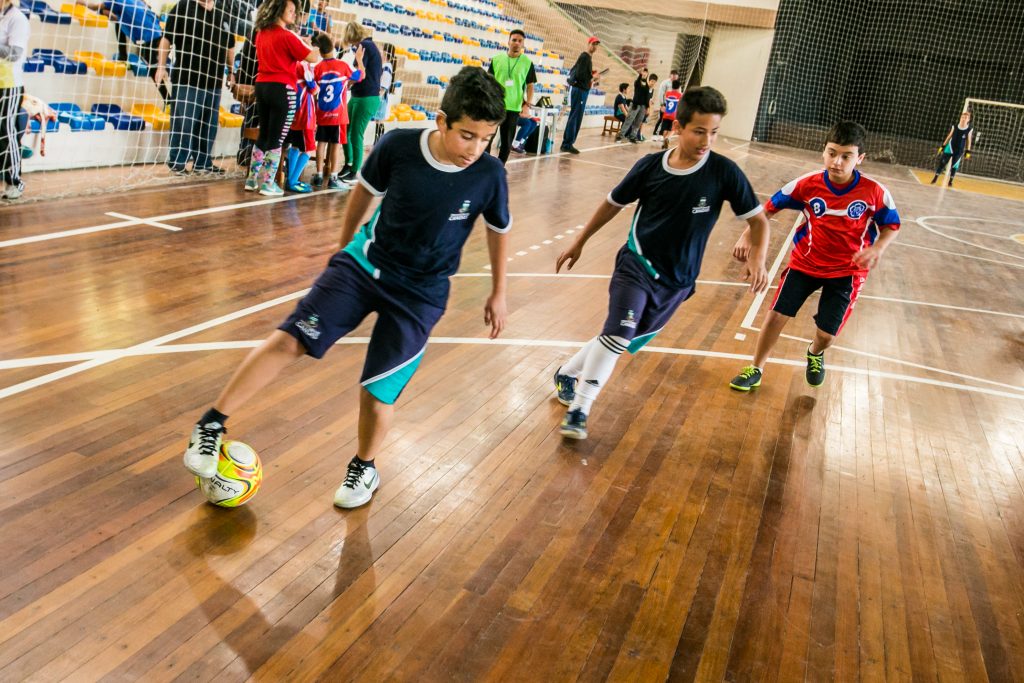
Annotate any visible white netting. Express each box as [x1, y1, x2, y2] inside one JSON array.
[[963, 99, 1024, 184]]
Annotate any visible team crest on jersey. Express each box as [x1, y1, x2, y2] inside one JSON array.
[[296, 314, 321, 340], [692, 197, 710, 214], [846, 200, 868, 219], [449, 200, 472, 221], [808, 197, 827, 217], [620, 309, 638, 329]]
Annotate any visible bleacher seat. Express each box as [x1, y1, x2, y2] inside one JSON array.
[[91, 104, 146, 131], [219, 108, 243, 127], [59, 3, 108, 26], [30, 118, 61, 133], [125, 54, 150, 77], [31, 49, 87, 74], [22, 0, 72, 24], [23, 58, 46, 73], [131, 103, 170, 130], [50, 102, 107, 131], [72, 51, 128, 77]]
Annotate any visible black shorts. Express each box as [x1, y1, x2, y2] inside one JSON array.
[[284, 129, 305, 148], [770, 267, 867, 336], [316, 125, 340, 144]]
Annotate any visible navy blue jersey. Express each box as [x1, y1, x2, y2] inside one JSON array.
[[949, 123, 972, 152], [346, 129, 511, 303], [608, 150, 762, 290]]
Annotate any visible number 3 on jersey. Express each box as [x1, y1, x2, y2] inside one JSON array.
[[318, 73, 345, 113]]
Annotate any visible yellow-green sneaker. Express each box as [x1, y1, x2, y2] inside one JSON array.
[[729, 365, 762, 391]]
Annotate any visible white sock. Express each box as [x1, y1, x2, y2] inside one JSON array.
[[569, 335, 628, 414], [559, 337, 599, 378]]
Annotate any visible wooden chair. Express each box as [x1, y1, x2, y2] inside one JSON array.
[[602, 115, 622, 136]]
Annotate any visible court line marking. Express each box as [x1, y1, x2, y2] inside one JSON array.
[[0, 187, 350, 249], [916, 216, 1024, 262], [927, 223, 1021, 240], [740, 216, 800, 329], [105, 212, 182, 232], [453, 273, 1024, 319], [3, 335, 1021, 402], [893, 241, 1024, 269]]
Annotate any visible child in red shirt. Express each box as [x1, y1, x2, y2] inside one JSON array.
[[310, 34, 364, 189], [283, 61, 319, 193], [659, 80, 682, 149]]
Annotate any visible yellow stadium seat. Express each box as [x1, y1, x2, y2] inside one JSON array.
[[219, 109, 243, 127], [131, 103, 170, 130], [411, 111, 426, 121], [396, 112, 412, 122], [72, 51, 127, 76], [61, 4, 108, 26], [416, 9, 427, 18]]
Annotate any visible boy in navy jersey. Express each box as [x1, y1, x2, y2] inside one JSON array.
[[183, 67, 512, 508], [553, 86, 771, 439], [729, 121, 900, 391]]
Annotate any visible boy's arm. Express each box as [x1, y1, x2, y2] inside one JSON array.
[[852, 226, 898, 270], [337, 184, 376, 249], [739, 212, 770, 293], [939, 126, 954, 150], [556, 199, 623, 272], [732, 204, 779, 261], [484, 230, 509, 339], [153, 36, 172, 85]]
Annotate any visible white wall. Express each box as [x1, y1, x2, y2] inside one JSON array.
[[701, 24, 774, 140]]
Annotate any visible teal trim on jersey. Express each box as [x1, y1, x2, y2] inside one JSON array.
[[943, 142, 952, 154], [625, 208, 661, 280], [362, 347, 426, 404], [342, 205, 382, 278], [627, 329, 661, 354]]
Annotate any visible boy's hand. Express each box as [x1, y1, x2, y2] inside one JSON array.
[[852, 244, 885, 270], [484, 292, 507, 339], [742, 260, 769, 294], [732, 231, 752, 262], [556, 240, 584, 272]]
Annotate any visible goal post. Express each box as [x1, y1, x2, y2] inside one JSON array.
[[960, 97, 1024, 184]]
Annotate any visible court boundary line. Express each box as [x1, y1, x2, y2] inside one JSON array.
[[105, 212, 182, 232]]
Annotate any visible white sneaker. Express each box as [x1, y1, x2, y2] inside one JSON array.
[[4, 183, 24, 200], [183, 421, 225, 478], [334, 458, 380, 508]]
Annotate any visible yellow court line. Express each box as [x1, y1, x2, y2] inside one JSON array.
[[908, 168, 1024, 201]]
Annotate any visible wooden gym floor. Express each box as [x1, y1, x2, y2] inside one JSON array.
[[1, 130, 1023, 681]]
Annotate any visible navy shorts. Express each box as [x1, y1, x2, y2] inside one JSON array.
[[770, 267, 866, 336], [316, 125, 340, 144], [279, 252, 446, 404], [600, 246, 693, 353]]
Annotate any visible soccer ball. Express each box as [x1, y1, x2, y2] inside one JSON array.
[[195, 440, 264, 507]]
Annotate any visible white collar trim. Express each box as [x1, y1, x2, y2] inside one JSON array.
[[661, 148, 710, 176], [420, 129, 463, 173]]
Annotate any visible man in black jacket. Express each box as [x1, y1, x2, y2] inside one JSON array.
[[560, 35, 599, 154]]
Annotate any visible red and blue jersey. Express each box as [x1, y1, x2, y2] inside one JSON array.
[[767, 170, 900, 278]]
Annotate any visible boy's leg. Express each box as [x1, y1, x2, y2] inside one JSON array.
[[803, 273, 863, 387], [731, 268, 819, 391], [357, 387, 393, 462], [184, 330, 305, 476]]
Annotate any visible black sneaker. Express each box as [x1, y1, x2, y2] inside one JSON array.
[[194, 165, 226, 176], [560, 409, 588, 440], [729, 366, 762, 391], [333, 457, 380, 508], [805, 349, 825, 387], [339, 170, 358, 184], [183, 421, 226, 478], [553, 368, 577, 406]]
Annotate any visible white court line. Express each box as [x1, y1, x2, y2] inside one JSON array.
[[105, 212, 182, 232], [770, 331, 1024, 393], [740, 216, 800, 329], [916, 216, 1024, 262], [553, 156, 631, 172], [505, 141, 624, 166], [0, 289, 308, 400], [3, 335, 1022, 402], [0, 187, 349, 249], [926, 223, 1020, 240], [895, 241, 1024, 269]]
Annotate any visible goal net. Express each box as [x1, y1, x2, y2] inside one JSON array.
[[961, 98, 1024, 184]]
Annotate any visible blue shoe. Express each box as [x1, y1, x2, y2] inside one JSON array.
[[258, 181, 284, 197], [286, 181, 313, 193], [328, 176, 347, 190], [553, 368, 577, 406], [560, 408, 588, 440], [311, 173, 323, 187]]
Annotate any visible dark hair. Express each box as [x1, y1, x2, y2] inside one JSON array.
[[440, 66, 506, 126], [618, 82, 628, 93], [312, 32, 333, 56], [648, 73, 658, 82], [671, 79, 681, 89], [677, 86, 727, 125], [826, 121, 867, 154], [670, 69, 679, 76], [255, 0, 301, 31], [509, 29, 525, 39]]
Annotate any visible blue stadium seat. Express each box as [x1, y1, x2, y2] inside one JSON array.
[[125, 53, 150, 77], [23, 0, 72, 24], [91, 103, 146, 130], [32, 49, 88, 74], [31, 118, 61, 133], [51, 103, 107, 131]]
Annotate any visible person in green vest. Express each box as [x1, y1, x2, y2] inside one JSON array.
[[487, 29, 537, 164]]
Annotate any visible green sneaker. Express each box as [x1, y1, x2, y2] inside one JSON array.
[[729, 365, 762, 391], [805, 349, 825, 387], [559, 408, 588, 440]]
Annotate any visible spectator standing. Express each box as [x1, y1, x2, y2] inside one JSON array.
[[372, 41, 394, 143], [0, 0, 29, 199], [339, 21, 381, 183], [244, 0, 318, 196], [487, 28, 535, 164], [156, 0, 237, 174], [560, 35, 599, 155], [618, 69, 655, 143]]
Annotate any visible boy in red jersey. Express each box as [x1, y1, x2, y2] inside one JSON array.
[[311, 34, 364, 189], [729, 121, 900, 390]]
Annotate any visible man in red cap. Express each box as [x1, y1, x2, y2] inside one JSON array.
[[560, 35, 600, 154]]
